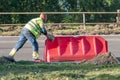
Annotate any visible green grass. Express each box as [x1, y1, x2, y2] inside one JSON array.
[[53, 29, 79, 35], [0, 62, 120, 80], [1, 25, 120, 36]]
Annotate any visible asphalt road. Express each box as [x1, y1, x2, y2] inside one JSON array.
[[0, 35, 120, 61]]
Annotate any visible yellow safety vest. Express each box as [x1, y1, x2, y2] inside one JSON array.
[[25, 17, 44, 39]]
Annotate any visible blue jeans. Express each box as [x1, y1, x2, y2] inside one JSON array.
[[14, 28, 39, 52]]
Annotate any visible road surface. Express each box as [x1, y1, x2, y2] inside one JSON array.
[[0, 35, 120, 61]]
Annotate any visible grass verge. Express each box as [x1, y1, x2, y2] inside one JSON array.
[[0, 61, 120, 80]]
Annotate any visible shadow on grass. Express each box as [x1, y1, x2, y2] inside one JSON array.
[[0, 60, 93, 73]]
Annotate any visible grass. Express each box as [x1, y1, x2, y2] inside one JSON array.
[[53, 29, 79, 35], [1, 25, 120, 36], [0, 61, 120, 80]]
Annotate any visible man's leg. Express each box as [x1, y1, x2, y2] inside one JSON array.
[[9, 33, 27, 57], [23, 28, 39, 60], [4, 29, 27, 62]]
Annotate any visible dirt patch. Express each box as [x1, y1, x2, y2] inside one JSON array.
[[0, 56, 13, 64], [82, 52, 120, 65]]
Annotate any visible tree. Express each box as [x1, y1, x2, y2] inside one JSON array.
[[0, 0, 120, 24]]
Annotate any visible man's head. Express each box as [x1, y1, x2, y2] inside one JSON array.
[[40, 13, 47, 22]]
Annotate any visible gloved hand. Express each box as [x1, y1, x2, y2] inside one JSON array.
[[47, 33, 55, 41]]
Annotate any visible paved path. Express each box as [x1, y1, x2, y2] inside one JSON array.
[[0, 35, 120, 61]]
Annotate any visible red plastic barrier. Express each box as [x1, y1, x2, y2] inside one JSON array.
[[44, 36, 108, 62]]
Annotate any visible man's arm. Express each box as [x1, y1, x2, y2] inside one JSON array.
[[41, 26, 47, 35], [37, 20, 54, 41]]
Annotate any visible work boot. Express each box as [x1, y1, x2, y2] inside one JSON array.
[[32, 51, 44, 63], [9, 48, 17, 57], [3, 56, 15, 62], [33, 58, 43, 63]]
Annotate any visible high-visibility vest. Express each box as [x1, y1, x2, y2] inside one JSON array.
[[25, 17, 44, 39]]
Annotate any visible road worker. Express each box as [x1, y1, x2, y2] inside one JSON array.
[[4, 13, 54, 62]]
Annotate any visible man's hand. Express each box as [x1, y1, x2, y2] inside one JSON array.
[[47, 33, 55, 41]]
